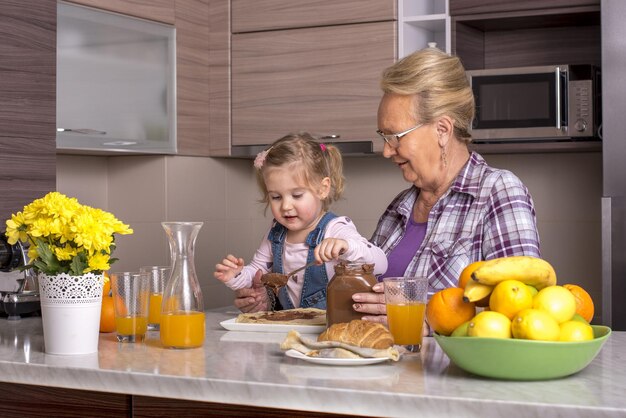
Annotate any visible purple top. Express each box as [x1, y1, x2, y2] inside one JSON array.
[[371, 152, 540, 297], [379, 217, 427, 280]]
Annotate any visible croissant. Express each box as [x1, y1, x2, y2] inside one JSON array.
[[318, 320, 394, 349]]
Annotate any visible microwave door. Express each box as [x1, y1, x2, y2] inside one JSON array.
[[471, 71, 567, 141]]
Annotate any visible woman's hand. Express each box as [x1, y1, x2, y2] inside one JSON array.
[[233, 269, 270, 313], [351, 282, 387, 325]]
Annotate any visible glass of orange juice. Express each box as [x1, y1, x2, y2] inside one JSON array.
[[383, 277, 428, 353], [110, 271, 150, 343], [139, 266, 171, 331]]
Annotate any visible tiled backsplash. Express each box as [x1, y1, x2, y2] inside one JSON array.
[[57, 152, 603, 320]]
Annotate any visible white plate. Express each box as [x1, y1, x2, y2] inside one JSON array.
[[219, 318, 325, 334], [284, 349, 392, 366]]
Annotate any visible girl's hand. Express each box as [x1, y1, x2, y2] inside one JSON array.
[[352, 282, 387, 325], [213, 254, 244, 283], [233, 270, 270, 312], [315, 238, 349, 263]]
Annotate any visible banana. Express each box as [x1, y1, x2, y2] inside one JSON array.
[[463, 280, 494, 303], [471, 256, 557, 290]]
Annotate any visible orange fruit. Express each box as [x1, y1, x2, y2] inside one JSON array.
[[458, 261, 486, 289], [563, 284, 595, 323], [100, 296, 116, 333], [458, 261, 489, 307], [102, 272, 111, 297], [426, 287, 476, 336]]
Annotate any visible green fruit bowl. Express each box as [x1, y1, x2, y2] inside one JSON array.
[[433, 325, 611, 380]]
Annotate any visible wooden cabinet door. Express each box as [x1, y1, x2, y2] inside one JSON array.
[[450, 0, 599, 16], [65, 0, 175, 24], [232, 0, 396, 33], [0, 0, 56, 222], [231, 21, 395, 147]]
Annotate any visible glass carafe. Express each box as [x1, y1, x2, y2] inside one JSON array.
[[160, 222, 205, 349]]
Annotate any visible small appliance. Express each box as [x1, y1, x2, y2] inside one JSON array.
[[0, 233, 40, 320], [467, 65, 601, 142]]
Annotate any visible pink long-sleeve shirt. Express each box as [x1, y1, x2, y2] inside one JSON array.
[[226, 216, 388, 307]]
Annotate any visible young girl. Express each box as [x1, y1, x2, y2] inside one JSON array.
[[214, 133, 387, 311]]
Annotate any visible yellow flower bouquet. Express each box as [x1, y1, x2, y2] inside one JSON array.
[[4, 192, 133, 275]]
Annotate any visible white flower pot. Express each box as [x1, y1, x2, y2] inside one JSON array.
[[39, 273, 103, 355]]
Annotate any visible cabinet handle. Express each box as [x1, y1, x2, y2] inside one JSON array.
[[57, 128, 107, 135], [555, 67, 562, 131], [318, 134, 340, 140]]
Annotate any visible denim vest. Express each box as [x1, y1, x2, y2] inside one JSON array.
[[267, 212, 337, 309]]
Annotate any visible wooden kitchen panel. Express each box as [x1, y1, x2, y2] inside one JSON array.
[[65, 0, 175, 24], [0, 0, 56, 222], [0, 382, 129, 418], [0, 0, 55, 142], [175, 0, 210, 156], [231, 21, 395, 147], [232, 0, 396, 33], [133, 395, 357, 417], [208, 0, 231, 156], [450, 0, 599, 16], [0, 138, 56, 221]]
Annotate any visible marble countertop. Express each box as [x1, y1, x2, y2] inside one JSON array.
[[0, 310, 625, 417]]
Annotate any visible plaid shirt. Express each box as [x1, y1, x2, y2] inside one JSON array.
[[371, 152, 540, 297]]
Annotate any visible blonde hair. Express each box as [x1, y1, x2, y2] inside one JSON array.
[[380, 48, 474, 143], [256, 133, 345, 211]]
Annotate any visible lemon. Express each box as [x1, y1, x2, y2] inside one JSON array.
[[559, 320, 594, 341], [533, 285, 577, 323], [511, 308, 560, 341], [571, 313, 589, 324], [526, 284, 538, 297], [489, 279, 534, 320], [467, 311, 512, 338], [451, 320, 470, 337]]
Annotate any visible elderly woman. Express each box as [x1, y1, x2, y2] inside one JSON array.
[[233, 48, 541, 316], [352, 47, 541, 323]]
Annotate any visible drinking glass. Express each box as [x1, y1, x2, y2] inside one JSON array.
[[110, 271, 150, 343], [383, 277, 428, 353], [139, 266, 171, 331]]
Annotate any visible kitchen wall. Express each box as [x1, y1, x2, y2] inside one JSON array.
[[57, 151, 602, 320]]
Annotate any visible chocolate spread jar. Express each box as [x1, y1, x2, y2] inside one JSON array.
[[326, 262, 377, 327]]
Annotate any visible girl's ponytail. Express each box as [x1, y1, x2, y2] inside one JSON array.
[[322, 143, 345, 206]]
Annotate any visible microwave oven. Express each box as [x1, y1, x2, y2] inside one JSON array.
[[467, 65, 601, 142]]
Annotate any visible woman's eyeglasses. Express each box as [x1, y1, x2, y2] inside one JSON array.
[[376, 123, 424, 148]]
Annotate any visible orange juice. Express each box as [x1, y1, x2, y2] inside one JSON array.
[[115, 315, 148, 336], [160, 311, 205, 348], [386, 302, 426, 345], [148, 293, 163, 324]]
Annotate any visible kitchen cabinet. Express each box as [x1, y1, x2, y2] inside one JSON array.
[[0, 0, 56, 223], [230, 1, 396, 154], [449, 0, 601, 154], [64, 0, 174, 24], [399, 0, 450, 58], [231, 0, 395, 32], [450, 0, 599, 16], [62, 0, 211, 156]]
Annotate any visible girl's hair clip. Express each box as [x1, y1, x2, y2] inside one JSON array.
[[254, 146, 273, 169], [320, 143, 327, 152], [254, 149, 269, 169]]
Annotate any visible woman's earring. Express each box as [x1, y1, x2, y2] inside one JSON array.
[[440, 136, 448, 168]]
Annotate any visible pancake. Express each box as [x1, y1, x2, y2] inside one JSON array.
[[235, 308, 326, 325]]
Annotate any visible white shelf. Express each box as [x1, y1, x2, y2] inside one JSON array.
[[398, 0, 450, 58]]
